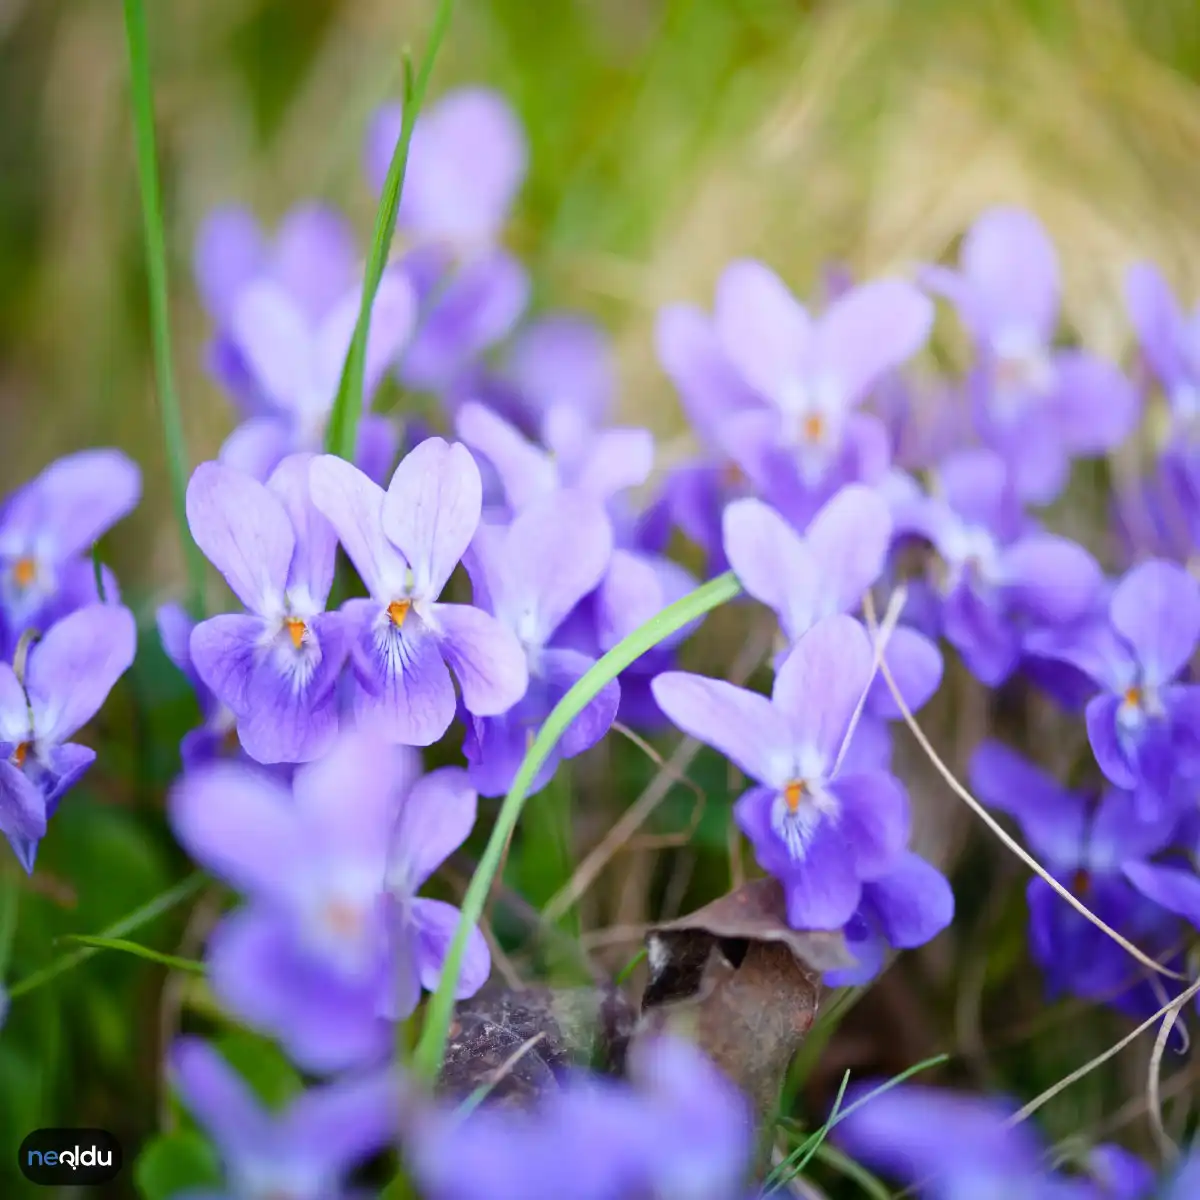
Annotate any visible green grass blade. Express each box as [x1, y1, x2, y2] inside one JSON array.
[[412, 569, 743, 1082], [59, 935, 205, 975], [122, 0, 206, 619], [325, 0, 457, 461], [7, 870, 207, 1000]]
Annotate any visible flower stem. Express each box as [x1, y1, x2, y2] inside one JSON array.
[[411, 570, 743, 1083], [325, 0, 457, 462], [121, 0, 206, 619]]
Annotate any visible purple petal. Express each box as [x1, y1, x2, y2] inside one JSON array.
[[0, 760, 46, 870], [456, 400, 557, 511], [309, 455, 407, 600], [999, 533, 1101, 625], [193, 206, 265, 319], [713, 259, 811, 402], [863, 852, 954, 948], [783, 826, 863, 930], [271, 203, 359, 322], [156, 602, 195, 679], [25, 604, 136, 744], [942, 583, 1020, 687], [382, 437, 481, 600], [651, 671, 792, 787], [411, 897, 491, 996], [169, 1036, 270, 1156], [595, 549, 696, 652], [505, 315, 614, 424], [389, 766, 477, 892], [864, 625, 943, 717], [812, 280, 934, 405], [829, 770, 910, 879], [266, 453, 339, 605], [542, 647, 619, 757], [190, 614, 263, 716], [772, 614, 874, 763], [574, 428, 655, 500], [1051, 350, 1140, 454], [169, 761, 302, 900], [219, 417, 294, 482], [1087, 1144, 1156, 1200], [186, 461, 294, 613], [804, 483, 894, 613], [733, 784, 795, 878], [364, 103, 402, 195], [0, 449, 141, 563], [356, 414, 401, 487], [1125, 262, 1186, 390], [722, 498, 818, 640], [960, 206, 1060, 342], [428, 602, 528, 717], [1109, 558, 1200, 684], [229, 281, 311, 412], [1122, 862, 1200, 928], [935, 447, 1019, 537], [1088, 787, 1176, 872], [1086, 693, 1139, 790], [282, 1068, 403, 1173]]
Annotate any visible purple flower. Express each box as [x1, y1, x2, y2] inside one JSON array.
[[894, 448, 1102, 685], [971, 741, 1180, 1009], [309, 439, 528, 746], [186, 456, 348, 766], [169, 1036, 401, 1200], [170, 730, 489, 1072], [0, 604, 136, 872], [823, 851, 955, 987], [462, 491, 617, 796], [924, 206, 1138, 502], [834, 1083, 1081, 1198], [365, 88, 527, 254], [1085, 1145, 1156, 1200], [0, 449, 139, 645], [456, 399, 654, 517], [652, 615, 910, 929], [219, 270, 415, 482], [723, 483, 943, 715]]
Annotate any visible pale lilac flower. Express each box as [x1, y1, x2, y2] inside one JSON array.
[[170, 1036, 402, 1200], [462, 491, 617, 795], [309, 439, 528, 746], [0, 604, 136, 872], [0, 449, 139, 644], [652, 615, 910, 929], [220, 270, 414, 482], [924, 206, 1139, 502], [186, 455, 348, 765]]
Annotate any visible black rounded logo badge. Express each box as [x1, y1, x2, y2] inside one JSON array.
[[18, 1129, 122, 1187]]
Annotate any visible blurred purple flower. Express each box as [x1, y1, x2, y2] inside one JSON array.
[[824, 851, 955, 987], [894, 448, 1102, 685], [310, 439, 528, 746], [186, 456, 348, 766], [971, 741, 1181, 1010], [0, 449, 139, 647], [925, 207, 1139, 503], [170, 1036, 401, 1200], [723, 483, 943, 716], [0, 604, 136, 872], [653, 615, 910, 929], [170, 731, 489, 1071], [462, 491, 617, 796], [219, 270, 414, 483], [1086, 1144, 1156, 1200]]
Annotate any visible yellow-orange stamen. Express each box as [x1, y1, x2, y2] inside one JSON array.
[[388, 599, 411, 627], [784, 780, 805, 813], [1071, 868, 1091, 897], [323, 899, 362, 938], [1123, 686, 1143, 708], [12, 742, 28, 768], [12, 558, 35, 589], [802, 413, 825, 442], [284, 617, 306, 650]]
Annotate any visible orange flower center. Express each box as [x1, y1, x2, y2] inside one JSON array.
[[283, 617, 306, 650], [388, 599, 411, 627], [1071, 869, 1091, 897], [784, 779, 806, 813], [323, 898, 362, 938], [12, 557, 35, 588], [1123, 686, 1143, 708], [802, 413, 825, 442], [12, 742, 28, 768]]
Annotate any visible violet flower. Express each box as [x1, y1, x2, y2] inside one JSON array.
[[924, 206, 1138, 503], [711, 261, 932, 526], [971, 741, 1181, 1011], [723, 482, 944, 717], [186, 455, 348, 766], [170, 730, 489, 1072], [1085, 1145, 1156, 1200], [169, 1036, 401, 1200], [461, 491, 617, 796], [220, 270, 414, 482], [309, 439, 528, 746], [652, 614, 910, 929], [0, 603, 136, 872], [0, 448, 139, 647], [894, 447, 1102, 685]]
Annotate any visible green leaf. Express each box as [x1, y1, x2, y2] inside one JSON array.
[[213, 1030, 304, 1110], [134, 1131, 222, 1200], [58, 935, 205, 975]]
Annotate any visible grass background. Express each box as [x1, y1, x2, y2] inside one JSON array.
[[3, 0, 1200, 1194]]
